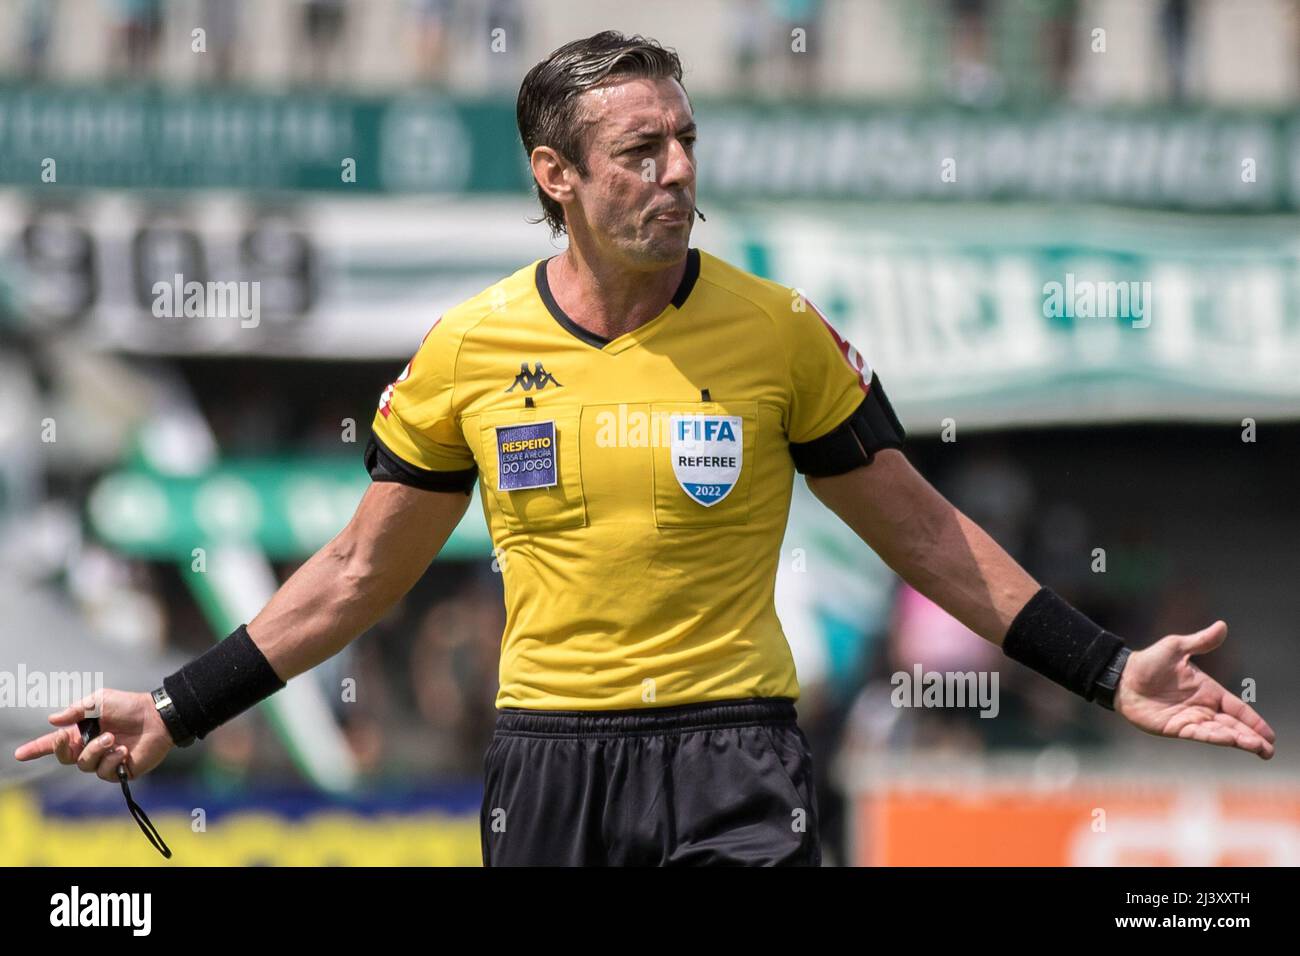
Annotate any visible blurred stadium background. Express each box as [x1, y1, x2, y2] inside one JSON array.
[[1, 0, 1298, 866]]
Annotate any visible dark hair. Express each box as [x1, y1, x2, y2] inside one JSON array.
[[516, 31, 686, 238]]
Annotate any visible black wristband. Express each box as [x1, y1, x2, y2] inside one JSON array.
[[162, 624, 286, 741], [1092, 646, 1131, 711], [1002, 586, 1128, 703], [151, 686, 196, 747]]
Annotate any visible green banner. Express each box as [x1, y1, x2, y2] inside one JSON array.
[[86, 455, 493, 561], [697, 104, 1300, 212], [728, 203, 1300, 428], [2, 85, 1299, 210], [0, 86, 528, 194]]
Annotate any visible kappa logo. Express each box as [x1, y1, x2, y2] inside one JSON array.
[[505, 362, 563, 393]]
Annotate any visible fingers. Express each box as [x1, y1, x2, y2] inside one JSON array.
[[1178, 620, 1227, 657], [1211, 712, 1276, 759], [47, 702, 87, 727], [15, 691, 116, 763], [13, 728, 69, 762], [1218, 689, 1278, 745], [1224, 727, 1273, 759], [97, 745, 129, 782], [53, 726, 83, 764], [14, 726, 144, 777], [76, 731, 115, 774], [1246, 734, 1275, 759], [47, 691, 103, 727], [1180, 714, 1275, 760], [1178, 721, 1237, 748]]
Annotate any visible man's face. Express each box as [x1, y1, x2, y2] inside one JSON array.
[[566, 76, 697, 267]]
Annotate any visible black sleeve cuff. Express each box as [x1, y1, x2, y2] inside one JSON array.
[[1002, 586, 1127, 701], [789, 371, 906, 476], [364, 432, 478, 495], [162, 624, 286, 741]]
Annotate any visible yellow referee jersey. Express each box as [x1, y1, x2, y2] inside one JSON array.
[[366, 248, 905, 710]]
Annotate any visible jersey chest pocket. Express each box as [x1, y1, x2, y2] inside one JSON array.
[[650, 400, 758, 529], [477, 406, 587, 533]]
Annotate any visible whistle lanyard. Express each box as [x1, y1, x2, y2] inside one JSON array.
[[78, 717, 172, 859]]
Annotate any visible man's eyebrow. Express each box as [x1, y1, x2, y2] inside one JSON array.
[[616, 121, 699, 146]]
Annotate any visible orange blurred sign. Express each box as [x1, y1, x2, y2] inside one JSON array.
[[854, 780, 1300, 866]]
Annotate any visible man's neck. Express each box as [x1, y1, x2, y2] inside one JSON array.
[[547, 244, 688, 342]]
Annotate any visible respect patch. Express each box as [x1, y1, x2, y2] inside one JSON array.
[[495, 420, 558, 491]]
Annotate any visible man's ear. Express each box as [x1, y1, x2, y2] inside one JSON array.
[[531, 146, 575, 206]]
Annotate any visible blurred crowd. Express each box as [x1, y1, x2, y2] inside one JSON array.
[[2, 0, 1296, 102]]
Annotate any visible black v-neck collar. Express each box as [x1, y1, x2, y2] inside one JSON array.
[[535, 248, 701, 349]]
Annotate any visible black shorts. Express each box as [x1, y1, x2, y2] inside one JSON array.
[[480, 696, 821, 866]]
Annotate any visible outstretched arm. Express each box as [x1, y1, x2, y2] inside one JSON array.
[[807, 450, 1276, 760], [806, 450, 1039, 644], [15, 480, 472, 779], [248, 480, 471, 680]]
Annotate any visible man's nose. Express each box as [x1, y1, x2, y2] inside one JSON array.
[[660, 139, 696, 188]]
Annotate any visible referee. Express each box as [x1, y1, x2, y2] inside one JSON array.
[[16, 32, 1276, 866]]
